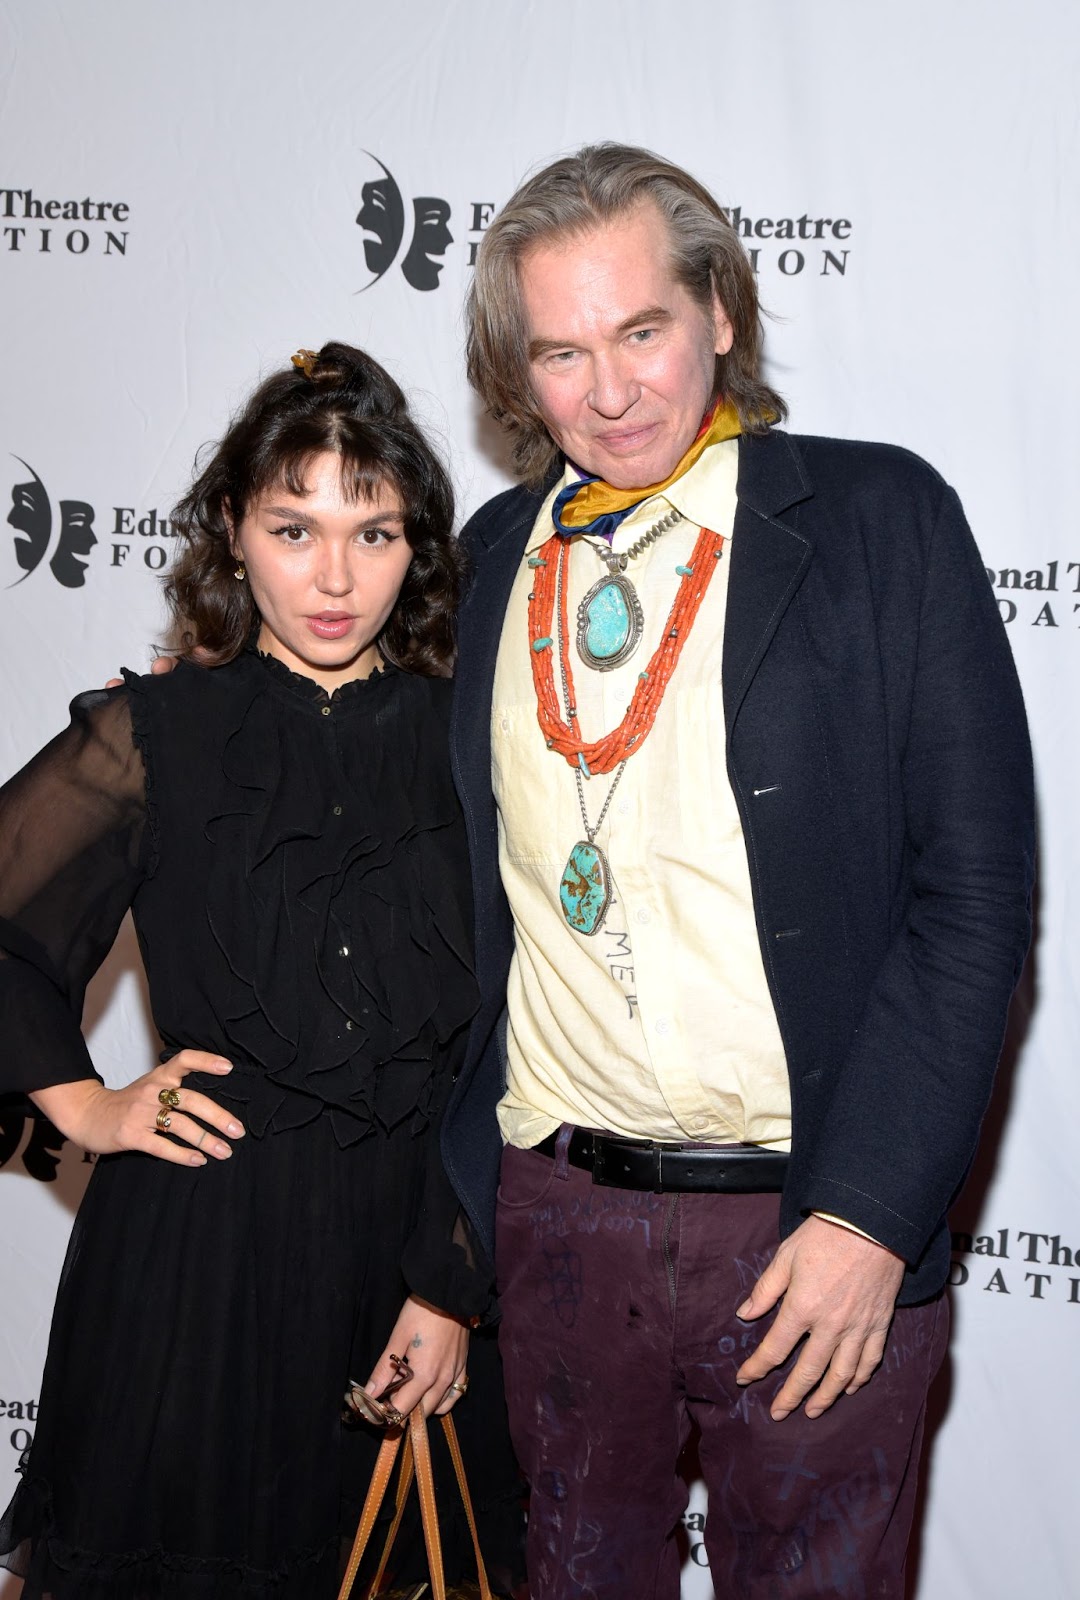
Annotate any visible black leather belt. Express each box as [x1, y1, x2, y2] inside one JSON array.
[[533, 1128, 789, 1194]]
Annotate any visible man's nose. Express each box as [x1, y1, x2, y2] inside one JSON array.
[[587, 352, 640, 417]]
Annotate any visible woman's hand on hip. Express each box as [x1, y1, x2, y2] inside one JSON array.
[[363, 1295, 470, 1419], [29, 1050, 244, 1167]]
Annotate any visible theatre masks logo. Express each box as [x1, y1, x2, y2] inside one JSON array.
[[355, 154, 453, 291], [5, 457, 96, 589]]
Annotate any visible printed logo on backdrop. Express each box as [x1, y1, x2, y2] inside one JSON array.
[[1, 188, 129, 257], [986, 559, 1080, 630], [2, 456, 178, 588], [351, 163, 853, 288], [720, 207, 852, 279], [950, 1226, 1080, 1304], [355, 154, 454, 291]]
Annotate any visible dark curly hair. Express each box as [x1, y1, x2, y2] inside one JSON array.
[[165, 343, 462, 676]]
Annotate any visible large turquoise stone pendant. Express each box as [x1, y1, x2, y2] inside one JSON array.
[[559, 840, 613, 935], [576, 573, 643, 671]]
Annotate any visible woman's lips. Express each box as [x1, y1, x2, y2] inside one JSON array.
[[305, 613, 356, 640]]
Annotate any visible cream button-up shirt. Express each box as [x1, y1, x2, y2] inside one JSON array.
[[492, 438, 792, 1151]]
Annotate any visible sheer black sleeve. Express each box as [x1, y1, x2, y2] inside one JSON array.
[[0, 688, 150, 1095], [400, 1067, 497, 1325]]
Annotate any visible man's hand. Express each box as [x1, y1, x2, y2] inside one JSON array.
[[735, 1213, 905, 1420]]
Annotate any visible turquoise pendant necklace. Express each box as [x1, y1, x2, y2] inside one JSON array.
[[575, 507, 683, 671], [554, 536, 627, 935]]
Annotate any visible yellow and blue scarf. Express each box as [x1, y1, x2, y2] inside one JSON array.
[[550, 399, 743, 543]]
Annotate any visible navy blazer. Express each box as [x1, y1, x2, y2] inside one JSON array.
[[442, 429, 1035, 1305]]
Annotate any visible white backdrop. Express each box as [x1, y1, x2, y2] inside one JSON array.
[[0, 2, 1077, 1595]]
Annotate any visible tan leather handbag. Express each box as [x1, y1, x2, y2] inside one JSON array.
[[337, 1406, 494, 1600]]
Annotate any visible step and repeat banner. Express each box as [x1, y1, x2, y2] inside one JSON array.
[[0, 2, 1076, 1595]]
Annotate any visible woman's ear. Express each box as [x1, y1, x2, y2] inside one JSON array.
[[223, 501, 240, 562]]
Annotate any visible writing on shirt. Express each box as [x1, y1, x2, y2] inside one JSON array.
[[601, 890, 639, 1023]]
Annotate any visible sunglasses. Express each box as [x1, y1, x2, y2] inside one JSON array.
[[343, 1352, 413, 1429]]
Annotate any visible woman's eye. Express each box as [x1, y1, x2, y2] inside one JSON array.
[[269, 523, 311, 544], [359, 527, 400, 546]]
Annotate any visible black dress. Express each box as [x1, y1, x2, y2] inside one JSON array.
[[0, 652, 522, 1598]]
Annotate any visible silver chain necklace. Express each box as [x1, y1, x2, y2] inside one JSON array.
[[556, 540, 626, 935], [576, 507, 684, 671]]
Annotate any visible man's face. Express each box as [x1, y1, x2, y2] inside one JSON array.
[[520, 203, 733, 489]]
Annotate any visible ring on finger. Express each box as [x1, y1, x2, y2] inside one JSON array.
[[158, 1087, 181, 1110], [195, 1129, 208, 1150], [155, 1109, 172, 1133], [448, 1376, 469, 1396]]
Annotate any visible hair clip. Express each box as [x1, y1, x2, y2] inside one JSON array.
[[290, 348, 319, 379]]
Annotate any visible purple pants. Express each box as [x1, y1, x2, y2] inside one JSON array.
[[496, 1139, 948, 1600]]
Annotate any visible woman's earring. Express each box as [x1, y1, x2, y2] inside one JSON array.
[[234, 562, 246, 581]]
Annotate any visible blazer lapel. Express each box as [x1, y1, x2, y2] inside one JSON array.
[[452, 494, 539, 807], [723, 431, 816, 730]]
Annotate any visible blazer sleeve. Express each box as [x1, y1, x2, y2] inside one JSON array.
[[803, 483, 1036, 1262], [0, 687, 150, 1095]]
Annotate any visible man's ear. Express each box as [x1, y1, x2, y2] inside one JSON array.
[[712, 292, 735, 358]]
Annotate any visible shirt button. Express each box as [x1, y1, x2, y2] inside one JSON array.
[[617, 798, 630, 815], [654, 1016, 670, 1037], [501, 716, 510, 732], [635, 907, 651, 926], [321, 705, 331, 717], [689, 1114, 711, 1134]]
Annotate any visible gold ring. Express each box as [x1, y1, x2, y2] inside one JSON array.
[[158, 1087, 181, 1110], [448, 1376, 469, 1395], [155, 1109, 172, 1133], [382, 1406, 406, 1430]]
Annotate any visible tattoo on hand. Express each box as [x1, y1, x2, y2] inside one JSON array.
[[410, 1335, 423, 1348]]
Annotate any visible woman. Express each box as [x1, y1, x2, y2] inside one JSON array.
[[0, 344, 521, 1597]]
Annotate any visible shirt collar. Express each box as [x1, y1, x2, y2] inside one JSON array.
[[524, 436, 740, 556]]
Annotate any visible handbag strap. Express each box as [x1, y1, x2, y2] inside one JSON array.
[[439, 1414, 494, 1600], [368, 1428, 418, 1595], [410, 1406, 447, 1600], [336, 1427, 405, 1600], [339, 1406, 495, 1600]]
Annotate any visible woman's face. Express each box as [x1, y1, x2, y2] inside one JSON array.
[[232, 451, 413, 689]]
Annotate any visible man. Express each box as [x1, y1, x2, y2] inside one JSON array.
[[441, 144, 1034, 1597]]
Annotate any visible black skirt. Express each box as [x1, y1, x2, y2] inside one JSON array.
[[0, 1108, 521, 1599]]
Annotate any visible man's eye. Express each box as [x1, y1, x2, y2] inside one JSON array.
[[629, 329, 656, 344]]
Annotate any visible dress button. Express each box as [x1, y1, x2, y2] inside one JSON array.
[[635, 907, 651, 926], [321, 706, 331, 717], [340, 945, 349, 957], [345, 1020, 354, 1032], [332, 804, 343, 816]]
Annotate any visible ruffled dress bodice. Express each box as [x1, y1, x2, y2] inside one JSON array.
[[123, 651, 478, 1142]]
